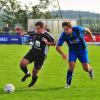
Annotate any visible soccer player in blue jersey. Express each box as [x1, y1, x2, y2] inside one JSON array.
[[56, 22, 94, 88]]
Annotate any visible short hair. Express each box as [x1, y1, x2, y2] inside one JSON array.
[[62, 22, 72, 28], [35, 21, 44, 28]]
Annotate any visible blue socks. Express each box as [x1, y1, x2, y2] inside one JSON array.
[[66, 70, 73, 86]]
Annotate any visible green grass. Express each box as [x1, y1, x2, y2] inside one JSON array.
[[0, 45, 100, 100]]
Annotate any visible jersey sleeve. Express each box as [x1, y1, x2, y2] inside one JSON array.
[[57, 32, 65, 46], [78, 26, 85, 33], [45, 32, 55, 42], [28, 31, 35, 37]]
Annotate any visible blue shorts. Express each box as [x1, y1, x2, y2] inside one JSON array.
[[68, 50, 89, 63]]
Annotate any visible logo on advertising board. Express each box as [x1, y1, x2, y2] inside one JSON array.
[[0, 37, 8, 41]]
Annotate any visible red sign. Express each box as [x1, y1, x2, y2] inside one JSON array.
[[84, 35, 100, 42]]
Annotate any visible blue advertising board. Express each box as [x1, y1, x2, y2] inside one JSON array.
[[0, 34, 29, 44], [21, 35, 29, 44], [0, 34, 9, 44], [9, 35, 21, 44]]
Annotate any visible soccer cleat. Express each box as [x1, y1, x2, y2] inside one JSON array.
[[28, 76, 38, 87], [21, 73, 31, 82], [89, 68, 94, 80], [65, 84, 71, 88]]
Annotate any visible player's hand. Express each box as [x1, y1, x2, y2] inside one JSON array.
[[62, 54, 67, 60], [42, 38, 48, 45], [91, 35, 95, 42]]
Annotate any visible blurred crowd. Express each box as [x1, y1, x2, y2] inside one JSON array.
[[0, 24, 25, 36]]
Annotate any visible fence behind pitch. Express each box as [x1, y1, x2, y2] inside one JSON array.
[[28, 19, 77, 40]]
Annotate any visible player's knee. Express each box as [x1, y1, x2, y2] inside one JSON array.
[[69, 65, 74, 72], [82, 63, 89, 72], [19, 59, 28, 67], [69, 67, 74, 72], [69, 63, 75, 72], [20, 61, 25, 68]]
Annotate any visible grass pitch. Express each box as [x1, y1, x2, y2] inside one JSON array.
[[0, 45, 100, 100]]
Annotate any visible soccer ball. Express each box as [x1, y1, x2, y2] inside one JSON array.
[[4, 84, 15, 93]]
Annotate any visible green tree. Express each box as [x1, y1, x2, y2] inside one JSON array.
[[0, 0, 56, 31], [30, 0, 54, 19], [1, 0, 21, 30], [0, 0, 8, 10], [15, 8, 28, 30], [77, 13, 83, 26]]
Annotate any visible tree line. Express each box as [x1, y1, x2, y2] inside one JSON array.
[[0, 0, 55, 31], [52, 10, 100, 32]]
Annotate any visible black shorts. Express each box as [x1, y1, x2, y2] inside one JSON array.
[[24, 48, 45, 69]]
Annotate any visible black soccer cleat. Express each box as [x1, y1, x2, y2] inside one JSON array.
[[21, 73, 31, 82], [28, 76, 38, 87]]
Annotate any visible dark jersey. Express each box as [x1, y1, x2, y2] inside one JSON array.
[[30, 31, 55, 55]]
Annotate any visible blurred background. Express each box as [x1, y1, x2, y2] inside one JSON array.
[[0, 0, 100, 45]]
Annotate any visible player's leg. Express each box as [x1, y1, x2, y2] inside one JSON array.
[[20, 49, 34, 81], [78, 50, 94, 79], [28, 67, 39, 87], [28, 54, 45, 87], [65, 61, 76, 88], [20, 58, 31, 81], [82, 63, 94, 79], [65, 51, 77, 88]]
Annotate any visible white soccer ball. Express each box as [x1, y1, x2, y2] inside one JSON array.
[[4, 84, 15, 93]]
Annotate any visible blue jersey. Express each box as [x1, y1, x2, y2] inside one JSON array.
[[57, 26, 87, 52]]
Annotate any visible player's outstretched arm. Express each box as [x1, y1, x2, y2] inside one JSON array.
[[85, 28, 95, 42], [56, 45, 67, 60]]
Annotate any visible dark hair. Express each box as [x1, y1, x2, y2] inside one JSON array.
[[35, 21, 44, 28], [62, 22, 72, 28]]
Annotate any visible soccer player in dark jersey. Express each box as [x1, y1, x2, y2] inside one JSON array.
[[56, 22, 94, 88], [20, 21, 56, 87]]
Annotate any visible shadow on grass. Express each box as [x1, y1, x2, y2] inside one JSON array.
[[15, 86, 64, 93], [0, 88, 11, 94], [0, 86, 65, 94]]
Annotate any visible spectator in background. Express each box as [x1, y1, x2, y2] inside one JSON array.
[[15, 26, 21, 35], [2, 24, 10, 33], [15, 26, 25, 36]]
